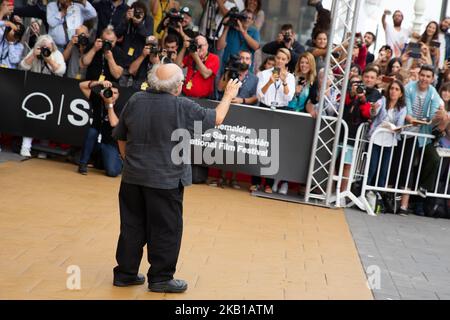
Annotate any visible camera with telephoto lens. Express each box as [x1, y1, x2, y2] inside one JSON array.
[[77, 34, 89, 47], [5, 22, 25, 42], [166, 8, 184, 29], [39, 46, 52, 59], [101, 87, 113, 99], [224, 54, 247, 80], [355, 82, 366, 95], [224, 7, 248, 28], [187, 39, 199, 53]]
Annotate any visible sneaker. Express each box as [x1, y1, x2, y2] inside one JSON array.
[[398, 207, 410, 217], [230, 180, 241, 189], [272, 181, 280, 193], [264, 185, 273, 194], [209, 178, 224, 188], [78, 164, 88, 175], [37, 152, 47, 159], [249, 185, 260, 192], [418, 187, 427, 199], [20, 147, 31, 158], [278, 182, 289, 195]]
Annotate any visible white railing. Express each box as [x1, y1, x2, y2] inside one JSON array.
[[358, 128, 450, 216]]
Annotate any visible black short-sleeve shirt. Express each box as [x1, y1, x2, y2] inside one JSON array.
[[113, 90, 216, 189], [89, 90, 124, 145], [85, 46, 128, 81]]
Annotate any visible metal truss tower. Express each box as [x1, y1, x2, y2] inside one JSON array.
[[305, 0, 362, 206]]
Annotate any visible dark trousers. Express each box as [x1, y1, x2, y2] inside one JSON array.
[[419, 144, 441, 191], [79, 127, 122, 177], [368, 145, 392, 188], [114, 182, 184, 284]]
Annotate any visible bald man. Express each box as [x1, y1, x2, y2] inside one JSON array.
[[63, 25, 90, 79], [175, 34, 220, 98], [112, 63, 241, 293]]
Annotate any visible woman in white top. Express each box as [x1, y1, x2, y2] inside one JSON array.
[[19, 34, 67, 158], [257, 48, 295, 110], [367, 80, 407, 188]]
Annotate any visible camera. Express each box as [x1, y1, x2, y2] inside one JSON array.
[[187, 39, 199, 53], [166, 8, 184, 29], [355, 83, 366, 95], [298, 76, 306, 86], [133, 9, 144, 20], [224, 7, 247, 28], [283, 33, 292, 43], [6, 22, 25, 41], [224, 54, 247, 80], [148, 44, 160, 55], [39, 47, 52, 59], [77, 34, 89, 47], [101, 87, 113, 99], [102, 40, 112, 52]]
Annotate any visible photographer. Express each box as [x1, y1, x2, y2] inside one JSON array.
[[19, 34, 67, 158], [63, 24, 90, 79], [262, 24, 305, 73], [160, 6, 198, 51], [128, 35, 161, 89], [81, 28, 127, 82], [46, 0, 97, 51], [93, 0, 129, 38], [217, 8, 260, 72], [199, 0, 245, 43], [0, 19, 25, 69], [175, 34, 220, 98], [218, 50, 257, 104], [115, 1, 153, 65], [151, 0, 180, 40], [78, 79, 123, 177]]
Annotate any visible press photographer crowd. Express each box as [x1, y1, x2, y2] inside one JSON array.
[[0, 0, 449, 217]]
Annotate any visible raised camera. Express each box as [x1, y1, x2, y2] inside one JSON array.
[[225, 7, 247, 27], [167, 8, 184, 29], [187, 39, 199, 53], [101, 87, 113, 99], [224, 54, 243, 80], [39, 47, 52, 59], [356, 83, 366, 94], [134, 9, 144, 20], [77, 34, 89, 47], [102, 40, 112, 52], [283, 34, 292, 43]]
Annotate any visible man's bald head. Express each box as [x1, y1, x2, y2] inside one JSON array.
[[148, 63, 184, 96]]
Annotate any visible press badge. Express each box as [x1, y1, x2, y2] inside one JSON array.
[[98, 74, 106, 82], [186, 80, 193, 90], [141, 82, 149, 91], [128, 47, 135, 56], [75, 73, 82, 80]]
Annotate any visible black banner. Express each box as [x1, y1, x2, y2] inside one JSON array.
[[0, 68, 317, 183]]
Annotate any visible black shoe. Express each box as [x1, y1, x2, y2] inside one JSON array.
[[418, 187, 427, 199], [398, 208, 410, 217], [78, 164, 88, 175], [113, 274, 146, 287], [149, 279, 188, 293]]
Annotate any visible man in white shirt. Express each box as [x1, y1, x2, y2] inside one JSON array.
[[382, 9, 411, 58]]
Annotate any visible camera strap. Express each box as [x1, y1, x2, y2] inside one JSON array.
[[0, 35, 10, 62], [62, 17, 70, 45]]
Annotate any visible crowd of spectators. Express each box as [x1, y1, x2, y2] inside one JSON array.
[[0, 0, 449, 216]]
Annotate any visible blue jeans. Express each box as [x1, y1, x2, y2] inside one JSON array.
[[79, 127, 122, 177], [368, 145, 392, 188]]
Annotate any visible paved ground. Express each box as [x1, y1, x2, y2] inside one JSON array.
[[0, 150, 24, 163], [345, 209, 450, 300], [0, 159, 372, 300]]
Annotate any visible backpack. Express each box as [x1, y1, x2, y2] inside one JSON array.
[[424, 197, 450, 219]]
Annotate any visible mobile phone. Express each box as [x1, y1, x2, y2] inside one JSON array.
[[431, 41, 441, 48], [298, 77, 306, 86], [272, 67, 280, 77], [385, 10, 392, 15], [408, 43, 422, 59]]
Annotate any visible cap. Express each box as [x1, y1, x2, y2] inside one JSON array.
[[180, 6, 191, 17]]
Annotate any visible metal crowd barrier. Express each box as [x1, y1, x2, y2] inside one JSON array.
[[357, 128, 450, 216]]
